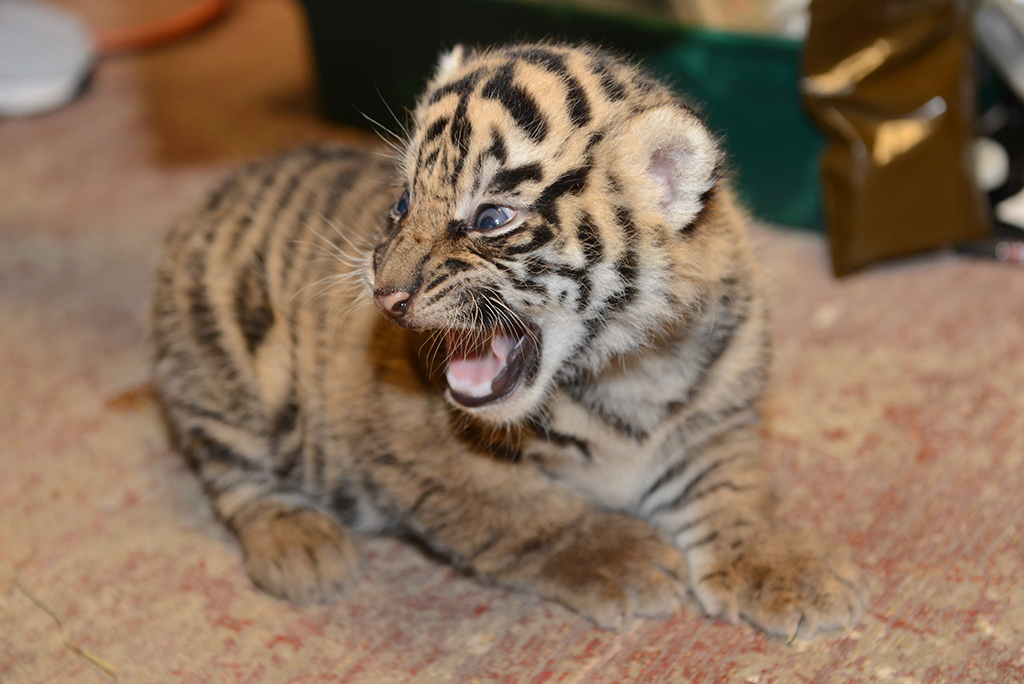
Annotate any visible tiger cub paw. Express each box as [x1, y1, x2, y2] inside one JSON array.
[[234, 506, 361, 605], [529, 513, 689, 630], [691, 526, 868, 640]]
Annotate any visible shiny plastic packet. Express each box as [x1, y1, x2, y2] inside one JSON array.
[[802, 0, 988, 275]]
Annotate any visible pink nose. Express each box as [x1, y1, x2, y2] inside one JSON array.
[[373, 289, 411, 319]]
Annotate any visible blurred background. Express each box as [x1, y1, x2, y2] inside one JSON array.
[[3, 2, 1024, 683], [5, 0, 1023, 273]]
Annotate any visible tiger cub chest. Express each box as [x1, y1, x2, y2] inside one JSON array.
[[524, 394, 684, 515], [523, 355, 697, 511]]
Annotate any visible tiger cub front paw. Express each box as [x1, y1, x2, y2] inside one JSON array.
[[690, 526, 868, 640], [526, 513, 689, 630], [234, 506, 361, 605]]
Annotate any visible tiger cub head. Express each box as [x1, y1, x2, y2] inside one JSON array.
[[371, 43, 730, 425]]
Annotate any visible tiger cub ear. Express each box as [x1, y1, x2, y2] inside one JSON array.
[[613, 105, 722, 231], [433, 44, 468, 82]]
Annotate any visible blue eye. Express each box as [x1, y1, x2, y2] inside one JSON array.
[[474, 205, 517, 231], [393, 190, 410, 217]]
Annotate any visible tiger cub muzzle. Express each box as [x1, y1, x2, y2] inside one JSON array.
[[373, 286, 541, 408], [444, 322, 539, 407]]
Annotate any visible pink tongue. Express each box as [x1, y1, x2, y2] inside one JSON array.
[[446, 332, 516, 399]]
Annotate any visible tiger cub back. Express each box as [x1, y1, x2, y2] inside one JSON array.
[[153, 42, 866, 636]]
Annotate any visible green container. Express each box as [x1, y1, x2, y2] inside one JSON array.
[[300, 0, 824, 230]]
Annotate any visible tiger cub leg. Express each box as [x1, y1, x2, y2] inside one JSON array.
[[376, 452, 689, 630], [646, 424, 868, 639], [486, 508, 691, 629], [183, 425, 361, 605]]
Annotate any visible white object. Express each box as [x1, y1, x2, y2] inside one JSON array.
[[0, 0, 94, 116], [995, 185, 1024, 229], [973, 136, 1011, 193]]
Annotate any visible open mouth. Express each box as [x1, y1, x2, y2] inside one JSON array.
[[444, 322, 539, 408]]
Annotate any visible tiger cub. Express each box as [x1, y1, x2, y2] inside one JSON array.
[[152, 43, 867, 638]]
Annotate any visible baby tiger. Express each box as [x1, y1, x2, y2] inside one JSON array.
[[152, 42, 867, 638]]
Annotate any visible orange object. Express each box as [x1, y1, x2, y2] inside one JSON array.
[[95, 0, 233, 56]]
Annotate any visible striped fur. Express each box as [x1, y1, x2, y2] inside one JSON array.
[[152, 43, 866, 637]]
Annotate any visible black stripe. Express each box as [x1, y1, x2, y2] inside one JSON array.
[[277, 161, 361, 298], [311, 443, 326, 493], [425, 273, 450, 293], [579, 316, 605, 353], [533, 164, 591, 224], [666, 290, 750, 415], [576, 212, 604, 266], [278, 186, 320, 278], [672, 511, 715, 535], [549, 263, 589, 286], [607, 250, 639, 312], [487, 129, 508, 164], [449, 96, 473, 183], [565, 77, 591, 127], [427, 69, 483, 104], [677, 396, 760, 443], [512, 46, 566, 71], [331, 479, 361, 528], [234, 252, 274, 355], [443, 258, 472, 273], [490, 163, 544, 194], [470, 152, 486, 196], [682, 531, 719, 553], [512, 47, 591, 127], [484, 220, 532, 244], [273, 442, 302, 481], [423, 280, 460, 307], [654, 456, 733, 514], [481, 64, 548, 143], [615, 206, 639, 246], [631, 72, 657, 95], [272, 398, 299, 435], [270, 394, 303, 482], [423, 148, 440, 171], [236, 150, 338, 257], [424, 116, 449, 143], [509, 274, 547, 295], [686, 481, 746, 503], [322, 161, 364, 217], [223, 153, 309, 255], [203, 175, 239, 214], [642, 427, 753, 513], [501, 225, 554, 255], [565, 381, 648, 441], [641, 456, 693, 507], [530, 261, 591, 312], [592, 58, 628, 101], [465, 242, 501, 265], [466, 531, 506, 564], [575, 273, 593, 313], [446, 218, 468, 236], [185, 252, 235, 377], [539, 428, 591, 460], [187, 427, 261, 472]]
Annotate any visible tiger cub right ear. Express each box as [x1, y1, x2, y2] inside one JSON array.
[[433, 45, 467, 82], [611, 104, 722, 233]]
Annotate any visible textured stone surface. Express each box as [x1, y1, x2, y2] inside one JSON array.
[[2, 2, 1023, 682]]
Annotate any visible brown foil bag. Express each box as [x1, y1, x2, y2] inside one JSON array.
[[802, 0, 988, 275]]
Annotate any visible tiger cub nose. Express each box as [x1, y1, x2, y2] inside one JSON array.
[[373, 289, 411, 319]]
